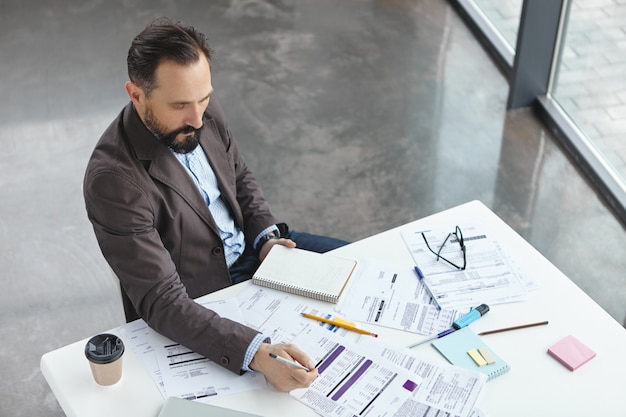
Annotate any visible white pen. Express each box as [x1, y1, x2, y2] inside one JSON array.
[[269, 353, 311, 372]]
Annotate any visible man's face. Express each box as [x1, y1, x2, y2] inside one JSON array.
[[143, 105, 200, 154], [132, 56, 213, 153]]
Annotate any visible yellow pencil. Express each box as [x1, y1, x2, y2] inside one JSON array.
[[301, 312, 379, 337]]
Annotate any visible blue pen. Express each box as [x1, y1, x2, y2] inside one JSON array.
[[414, 266, 441, 310], [452, 304, 490, 329], [408, 328, 456, 348]]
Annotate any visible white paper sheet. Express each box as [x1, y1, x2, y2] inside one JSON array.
[[121, 287, 486, 416], [402, 223, 529, 310], [287, 324, 485, 417], [236, 286, 485, 417], [120, 319, 166, 396], [377, 344, 486, 417], [237, 285, 362, 344], [336, 258, 463, 335], [121, 298, 267, 402], [151, 328, 266, 402], [290, 325, 422, 417]]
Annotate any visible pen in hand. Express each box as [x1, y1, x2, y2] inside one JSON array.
[[269, 353, 311, 372]]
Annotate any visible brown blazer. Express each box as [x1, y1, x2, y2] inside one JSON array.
[[83, 98, 279, 374]]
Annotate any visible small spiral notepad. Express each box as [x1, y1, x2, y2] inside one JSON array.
[[252, 245, 357, 303], [432, 327, 510, 381]]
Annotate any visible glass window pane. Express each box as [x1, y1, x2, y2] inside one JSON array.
[[472, 0, 524, 49], [552, 0, 626, 184]]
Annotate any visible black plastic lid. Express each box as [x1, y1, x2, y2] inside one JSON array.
[[84, 333, 125, 364]]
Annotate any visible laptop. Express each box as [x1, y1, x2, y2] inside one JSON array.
[[157, 397, 263, 417]]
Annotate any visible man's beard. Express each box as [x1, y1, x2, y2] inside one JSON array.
[[144, 108, 201, 154]]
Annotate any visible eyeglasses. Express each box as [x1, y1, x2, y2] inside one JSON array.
[[421, 226, 466, 270]]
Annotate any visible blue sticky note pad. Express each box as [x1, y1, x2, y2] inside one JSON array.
[[431, 327, 510, 381]]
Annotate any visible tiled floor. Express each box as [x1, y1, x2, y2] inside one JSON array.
[[1, 1, 625, 416]]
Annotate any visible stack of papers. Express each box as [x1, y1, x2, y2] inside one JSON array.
[[401, 223, 533, 310], [120, 299, 267, 402], [121, 286, 487, 417], [335, 258, 463, 335]]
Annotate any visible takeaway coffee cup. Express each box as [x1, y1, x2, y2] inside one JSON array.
[[84, 333, 124, 386]]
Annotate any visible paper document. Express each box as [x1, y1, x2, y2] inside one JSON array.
[[289, 324, 485, 417], [402, 223, 528, 310], [237, 286, 362, 344], [120, 319, 166, 396], [336, 258, 463, 335], [290, 325, 421, 417], [236, 286, 485, 417], [122, 287, 486, 416], [151, 329, 266, 401], [120, 298, 266, 401], [374, 343, 486, 417]]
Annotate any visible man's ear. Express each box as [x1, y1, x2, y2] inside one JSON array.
[[125, 81, 144, 107]]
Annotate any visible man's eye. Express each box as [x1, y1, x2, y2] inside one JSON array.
[[173, 104, 186, 110]]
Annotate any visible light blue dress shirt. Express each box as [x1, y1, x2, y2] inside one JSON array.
[[173, 146, 245, 267], [173, 146, 270, 371]]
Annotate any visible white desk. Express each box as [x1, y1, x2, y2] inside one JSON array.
[[41, 201, 626, 416]]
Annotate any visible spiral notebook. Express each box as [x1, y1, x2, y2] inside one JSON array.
[[252, 245, 357, 303], [432, 327, 510, 381]]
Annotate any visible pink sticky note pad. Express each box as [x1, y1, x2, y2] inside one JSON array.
[[547, 335, 596, 371]]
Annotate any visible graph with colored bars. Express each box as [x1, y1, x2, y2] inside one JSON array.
[[292, 330, 420, 417]]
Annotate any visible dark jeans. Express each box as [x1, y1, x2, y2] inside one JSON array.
[[229, 231, 349, 285]]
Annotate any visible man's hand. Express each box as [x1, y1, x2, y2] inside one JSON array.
[[249, 343, 319, 392], [258, 237, 296, 261]]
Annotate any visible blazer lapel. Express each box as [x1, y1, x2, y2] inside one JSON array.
[[200, 119, 243, 228], [121, 104, 220, 235]]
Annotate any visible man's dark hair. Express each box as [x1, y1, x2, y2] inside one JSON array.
[[127, 17, 214, 96]]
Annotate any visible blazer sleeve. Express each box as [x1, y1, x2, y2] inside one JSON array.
[[84, 168, 260, 375]]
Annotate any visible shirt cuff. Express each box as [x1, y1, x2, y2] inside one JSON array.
[[242, 333, 271, 372], [253, 225, 280, 251]]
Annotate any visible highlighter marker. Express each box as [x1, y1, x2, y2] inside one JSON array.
[[452, 304, 490, 329]]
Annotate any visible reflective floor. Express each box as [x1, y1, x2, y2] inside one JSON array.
[[1, 1, 625, 415]]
